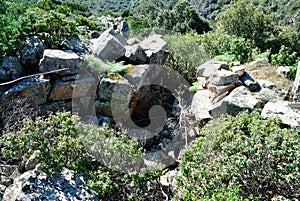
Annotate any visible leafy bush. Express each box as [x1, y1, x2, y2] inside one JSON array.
[[164, 33, 209, 83], [84, 54, 128, 74], [154, 0, 211, 34], [0, 1, 31, 55], [174, 110, 300, 200], [199, 30, 253, 63], [0, 111, 171, 199], [271, 45, 298, 66], [214, 53, 236, 63], [1, 112, 90, 172]]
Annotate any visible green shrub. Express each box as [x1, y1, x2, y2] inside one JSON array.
[[84, 54, 128, 74], [214, 53, 236, 63], [0, 112, 170, 199], [199, 30, 253, 63], [271, 45, 298, 66], [0, 1, 31, 55], [1, 112, 89, 173], [164, 33, 209, 83], [174, 110, 300, 200]]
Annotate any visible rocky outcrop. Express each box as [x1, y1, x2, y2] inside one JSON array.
[[63, 36, 91, 56], [39, 49, 82, 74], [19, 36, 45, 71], [262, 101, 300, 127], [50, 76, 95, 101], [2, 168, 99, 201], [0, 57, 24, 82], [210, 86, 260, 118], [92, 28, 127, 61], [248, 58, 269, 67], [191, 89, 213, 125], [0, 75, 51, 105]]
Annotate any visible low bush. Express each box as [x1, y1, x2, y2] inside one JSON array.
[[164, 33, 209, 83], [0, 111, 172, 200], [271, 45, 298, 66], [174, 110, 300, 200], [199, 30, 253, 63]]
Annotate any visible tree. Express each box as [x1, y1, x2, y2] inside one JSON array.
[[215, 0, 299, 54], [155, 0, 211, 34]]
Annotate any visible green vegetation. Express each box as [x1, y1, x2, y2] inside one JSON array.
[[0, 111, 168, 200], [164, 33, 209, 83], [0, 0, 105, 55], [175, 110, 300, 200]]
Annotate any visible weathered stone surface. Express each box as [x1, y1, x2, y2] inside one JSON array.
[[262, 101, 300, 127], [2, 168, 99, 201], [63, 36, 90, 55], [191, 89, 213, 125], [139, 34, 168, 65], [232, 65, 246, 76], [197, 60, 229, 78], [19, 36, 44, 67], [127, 37, 141, 45], [210, 86, 260, 118], [240, 72, 261, 92], [39, 49, 81, 74], [209, 69, 239, 86], [39, 101, 72, 114], [92, 29, 127, 61], [248, 58, 269, 67], [207, 82, 236, 96], [0, 57, 24, 82], [125, 44, 148, 64], [292, 62, 300, 101], [123, 65, 160, 88], [95, 100, 112, 117], [257, 79, 275, 89], [255, 88, 280, 105], [0, 75, 51, 105], [98, 77, 132, 101], [50, 76, 95, 101]]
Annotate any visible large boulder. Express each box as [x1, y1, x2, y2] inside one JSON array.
[[39, 49, 82, 74], [125, 44, 148, 64], [255, 88, 280, 106], [0, 75, 51, 105], [262, 101, 300, 127], [49, 76, 95, 101], [196, 60, 229, 78], [92, 28, 127, 62], [138, 34, 168, 65], [208, 69, 239, 86], [63, 36, 91, 56], [96, 77, 133, 118], [248, 58, 269, 67], [210, 86, 261, 118], [19, 36, 45, 69], [0, 57, 24, 82], [2, 168, 99, 201], [191, 89, 213, 126]]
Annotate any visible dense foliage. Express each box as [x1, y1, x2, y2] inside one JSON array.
[[175, 110, 300, 200], [0, 0, 105, 55], [0, 112, 171, 200]]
